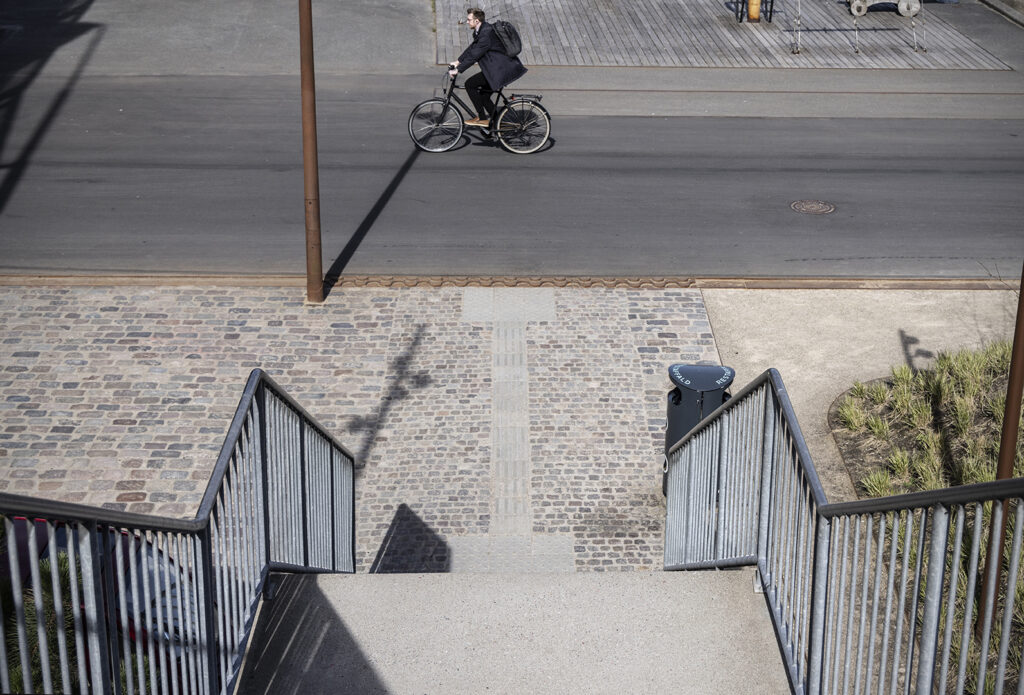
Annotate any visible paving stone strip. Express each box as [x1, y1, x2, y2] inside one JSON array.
[[0, 285, 718, 571]]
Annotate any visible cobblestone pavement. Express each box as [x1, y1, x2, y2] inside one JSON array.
[[0, 285, 718, 572]]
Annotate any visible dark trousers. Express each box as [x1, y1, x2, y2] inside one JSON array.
[[466, 72, 495, 119]]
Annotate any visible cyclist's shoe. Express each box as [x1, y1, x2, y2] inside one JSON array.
[[464, 117, 490, 127]]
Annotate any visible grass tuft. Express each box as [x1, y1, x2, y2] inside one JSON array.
[[838, 397, 866, 431], [867, 381, 889, 406], [866, 414, 890, 441]]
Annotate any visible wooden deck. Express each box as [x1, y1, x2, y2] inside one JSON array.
[[436, 0, 1010, 70]]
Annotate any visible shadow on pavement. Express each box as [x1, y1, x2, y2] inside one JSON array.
[[237, 573, 391, 695], [0, 0, 102, 215], [900, 328, 935, 370], [322, 147, 421, 297], [370, 503, 451, 573], [349, 324, 433, 469]]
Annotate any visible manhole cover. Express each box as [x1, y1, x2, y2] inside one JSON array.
[[791, 200, 836, 215]]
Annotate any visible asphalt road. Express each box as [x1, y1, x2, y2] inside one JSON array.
[[2, 75, 1022, 279]]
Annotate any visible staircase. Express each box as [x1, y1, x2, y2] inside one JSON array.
[[237, 570, 791, 694]]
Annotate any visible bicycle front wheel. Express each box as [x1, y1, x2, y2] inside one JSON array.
[[408, 99, 464, 153], [495, 100, 550, 155]]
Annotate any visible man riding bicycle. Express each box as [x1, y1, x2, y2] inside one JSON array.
[[448, 8, 527, 127]]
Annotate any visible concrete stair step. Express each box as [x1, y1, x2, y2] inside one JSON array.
[[238, 570, 790, 694]]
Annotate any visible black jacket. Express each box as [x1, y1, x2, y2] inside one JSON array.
[[457, 22, 527, 91]]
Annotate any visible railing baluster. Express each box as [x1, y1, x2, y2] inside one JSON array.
[[807, 516, 831, 695], [864, 513, 887, 695], [955, 503, 985, 695], [976, 500, 1004, 695], [821, 521, 841, 695], [66, 524, 90, 691], [6, 517, 32, 692], [993, 499, 1024, 695], [843, 515, 862, 694], [853, 514, 874, 695], [936, 505, 965, 695], [889, 509, 914, 695], [757, 386, 776, 574], [916, 504, 950, 694], [0, 521, 10, 695], [877, 511, 900, 695], [27, 520, 53, 692], [82, 521, 114, 694], [153, 531, 170, 695], [902, 510, 929, 695], [831, 517, 851, 693], [114, 527, 134, 695]]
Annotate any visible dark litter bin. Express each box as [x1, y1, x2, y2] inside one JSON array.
[[663, 364, 735, 496]]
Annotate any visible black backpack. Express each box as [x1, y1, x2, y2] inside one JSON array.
[[492, 20, 522, 58]]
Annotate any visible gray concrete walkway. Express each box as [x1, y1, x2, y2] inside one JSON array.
[[237, 570, 790, 694]]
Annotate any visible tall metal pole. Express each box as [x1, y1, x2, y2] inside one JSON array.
[[978, 259, 1024, 635], [299, 0, 324, 303]]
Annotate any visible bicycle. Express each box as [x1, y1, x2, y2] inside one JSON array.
[[408, 70, 551, 155]]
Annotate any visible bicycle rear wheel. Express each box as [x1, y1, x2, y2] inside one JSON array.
[[495, 99, 550, 155], [408, 98, 464, 153]]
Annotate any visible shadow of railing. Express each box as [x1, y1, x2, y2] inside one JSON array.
[[370, 504, 451, 573], [237, 573, 391, 694], [1, 0, 102, 215]]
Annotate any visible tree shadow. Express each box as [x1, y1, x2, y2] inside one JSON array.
[[322, 147, 421, 298], [900, 328, 935, 371], [369, 503, 451, 573], [237, 572, 391, 694], [348, 323, 433, 469], [1, 0, 103, 215]]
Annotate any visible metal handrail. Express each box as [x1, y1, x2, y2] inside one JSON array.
[[667, 369, 829, 507], [664, 368, 1024, 695], [197, 369, 356, 519], [0, 368, 356, 694]]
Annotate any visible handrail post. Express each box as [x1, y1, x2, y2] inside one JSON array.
[[98, 527, 123, 695], [299, 417, 310, 566], [757, 385, 777, 575], [257, 383, 273, 572], [715, 413, 730, 561], [807, 516, 831, 695], [199, 525, 221, 694], [81, 521, 114, 695], [916, 504, 949, 693], [330, 447, 338, 571]]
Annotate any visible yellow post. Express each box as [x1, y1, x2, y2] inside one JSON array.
[[748, 0, 761, 21]]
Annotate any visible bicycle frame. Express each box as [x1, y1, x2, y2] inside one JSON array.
[[440, 73, 536, 127]]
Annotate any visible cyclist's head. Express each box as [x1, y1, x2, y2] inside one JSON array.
[[466, 7, 485, 23]]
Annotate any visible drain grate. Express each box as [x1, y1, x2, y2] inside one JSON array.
[[791, 200, 836, 215]]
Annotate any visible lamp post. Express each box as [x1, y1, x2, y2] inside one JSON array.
[[299, 0, 324, 303], [977, 260, 1024, 635]]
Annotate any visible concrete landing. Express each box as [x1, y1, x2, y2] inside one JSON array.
[[237, 570, 790, 694]]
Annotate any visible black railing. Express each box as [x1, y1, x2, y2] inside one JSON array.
[[0, 369, 355, 694]]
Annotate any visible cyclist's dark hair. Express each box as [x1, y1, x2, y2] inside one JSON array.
[[466, 7, 485, 21]]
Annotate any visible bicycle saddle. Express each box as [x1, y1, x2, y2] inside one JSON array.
[[668, 364, 736, 392]]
